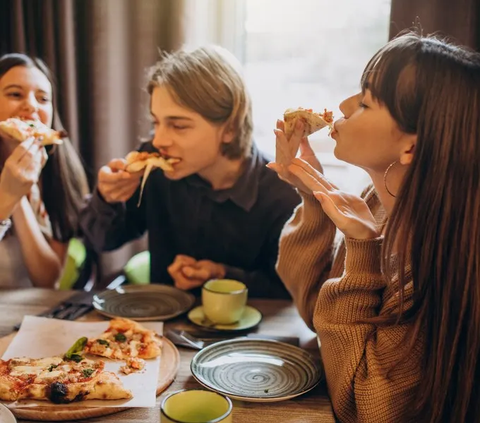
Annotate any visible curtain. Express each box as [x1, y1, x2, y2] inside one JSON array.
[[0, 0, 186, 283], [389, 0, 480, 49]]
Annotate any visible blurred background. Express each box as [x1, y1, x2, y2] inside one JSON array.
[[1, 0, 477, 281]]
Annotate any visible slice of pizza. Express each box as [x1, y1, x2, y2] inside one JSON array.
[[0, 355, 132, 403], [125, 151, 180, 207], [0, 117, 65, 145], [283, 107, 334, 139], [84, 318, 162, 361], [276, 107, 334, 166]]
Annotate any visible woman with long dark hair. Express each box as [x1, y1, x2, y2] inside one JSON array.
[[0, 53, 88, 288], [271, 33, 480, 422]]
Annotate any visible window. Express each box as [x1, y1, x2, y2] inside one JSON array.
[[184, 0, 392, 191]]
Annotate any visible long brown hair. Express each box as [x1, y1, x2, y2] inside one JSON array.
[[0, 53, 89, 242], [362, 33, 480, 422]]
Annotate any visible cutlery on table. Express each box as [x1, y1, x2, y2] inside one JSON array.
[[165, 329, 300, 350], [13, 291, 95, 331]]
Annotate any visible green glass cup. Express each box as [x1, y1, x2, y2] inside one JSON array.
[[160, 389, 233, 423]]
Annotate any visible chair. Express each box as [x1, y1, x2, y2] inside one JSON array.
[[58, 238, 97, 290], [123, 250, 150, 285]]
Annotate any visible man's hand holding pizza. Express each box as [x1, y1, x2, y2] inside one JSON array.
[[97, 158, 143, 204]]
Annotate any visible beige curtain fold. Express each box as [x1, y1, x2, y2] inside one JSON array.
[[0, 0, 186, 282]]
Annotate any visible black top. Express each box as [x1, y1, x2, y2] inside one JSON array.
[[79, 142, 300, 298]]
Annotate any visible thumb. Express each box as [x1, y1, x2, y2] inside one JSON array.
[[109, 159, 127, 172]]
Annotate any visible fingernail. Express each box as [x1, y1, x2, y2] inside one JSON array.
[[296, 120, 302, 129], [276, 119, 282, 125]]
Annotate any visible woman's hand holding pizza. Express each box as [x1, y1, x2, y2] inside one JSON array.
[[268, 119, 324, 194], [288, 158, 380, 240], [97, 159, 143, 203], [0, 138, 45, 215]]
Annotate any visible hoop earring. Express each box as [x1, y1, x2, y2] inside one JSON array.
[[384, 161, 397, 198]]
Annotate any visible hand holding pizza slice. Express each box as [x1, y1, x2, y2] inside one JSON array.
[[276, 107, 333, 168], [124, 151, 180, 206], [0, 117, 65, 146]]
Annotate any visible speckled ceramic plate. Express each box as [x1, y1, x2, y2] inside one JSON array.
[[190, 338, 322, 402], [187, 305, 262, 332], [92, 285, 195, 321], [0, 403, 16, 423]]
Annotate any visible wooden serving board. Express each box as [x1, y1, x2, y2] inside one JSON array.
[[0, 333, 180, 421]]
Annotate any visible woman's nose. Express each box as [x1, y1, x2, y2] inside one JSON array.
[[339, 94, 359, 119], [23, 93, 39, 113]]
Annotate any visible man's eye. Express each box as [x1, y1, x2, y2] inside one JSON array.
[[173, 125, 188, 130], [7, 92, 22, 98], [359, 101, 368, 108], [38, 96, 51, 103]]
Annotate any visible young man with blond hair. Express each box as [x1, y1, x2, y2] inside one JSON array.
[[80, 46, 299, 298]]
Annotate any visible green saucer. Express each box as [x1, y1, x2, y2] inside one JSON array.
[[187, 305, 262, 332]]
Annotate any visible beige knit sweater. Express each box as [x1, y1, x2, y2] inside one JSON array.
[[277, 186, 425, 423]]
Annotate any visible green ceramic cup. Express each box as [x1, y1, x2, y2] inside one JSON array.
[[160, 389, 233, 423], [202, 279, 248, 324]]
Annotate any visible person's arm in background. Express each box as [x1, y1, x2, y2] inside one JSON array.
[[79, 158, 147, 252], [12, 196, 67, 287], [0, 139, 66, 287]]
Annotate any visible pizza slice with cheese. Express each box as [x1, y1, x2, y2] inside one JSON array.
[[125, 151, 180, 206], [276, 107, 334, 166], [0, 117, 65, 146], [84, 318, 162, 361], [0, 355, 132, 403], [283, 107, 334, 139]]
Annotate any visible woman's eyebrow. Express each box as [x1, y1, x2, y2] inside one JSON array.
[[3, 84, 24, 90]]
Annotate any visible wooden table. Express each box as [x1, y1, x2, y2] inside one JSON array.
[[0, 288, 335, 423]]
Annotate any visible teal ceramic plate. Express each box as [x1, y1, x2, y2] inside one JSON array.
[[0, 404, 16, 423], [187, 305, 262, 332], [191, 338, 322, 402], [93, 285, 195, 321]]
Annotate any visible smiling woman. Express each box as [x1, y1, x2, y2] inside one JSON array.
[[0, 53, 89, 289]]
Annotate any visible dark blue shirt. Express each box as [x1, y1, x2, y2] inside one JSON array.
[[80, 143, 300, 298]]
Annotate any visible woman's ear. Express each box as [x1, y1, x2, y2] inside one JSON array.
[[399, 133, 417, 165]]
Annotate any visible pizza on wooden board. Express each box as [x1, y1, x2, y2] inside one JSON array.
[[84, 318, 162, 362], [0, 117, 65, 146], [0, 355, 132, 403]]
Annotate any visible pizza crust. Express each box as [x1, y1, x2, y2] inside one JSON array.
[[0, 356, 132, 403], [0, 118, 64, 145], [124, 151, 180, 206], [283, 107, 333, 139], [125, 151, 178, 173]]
